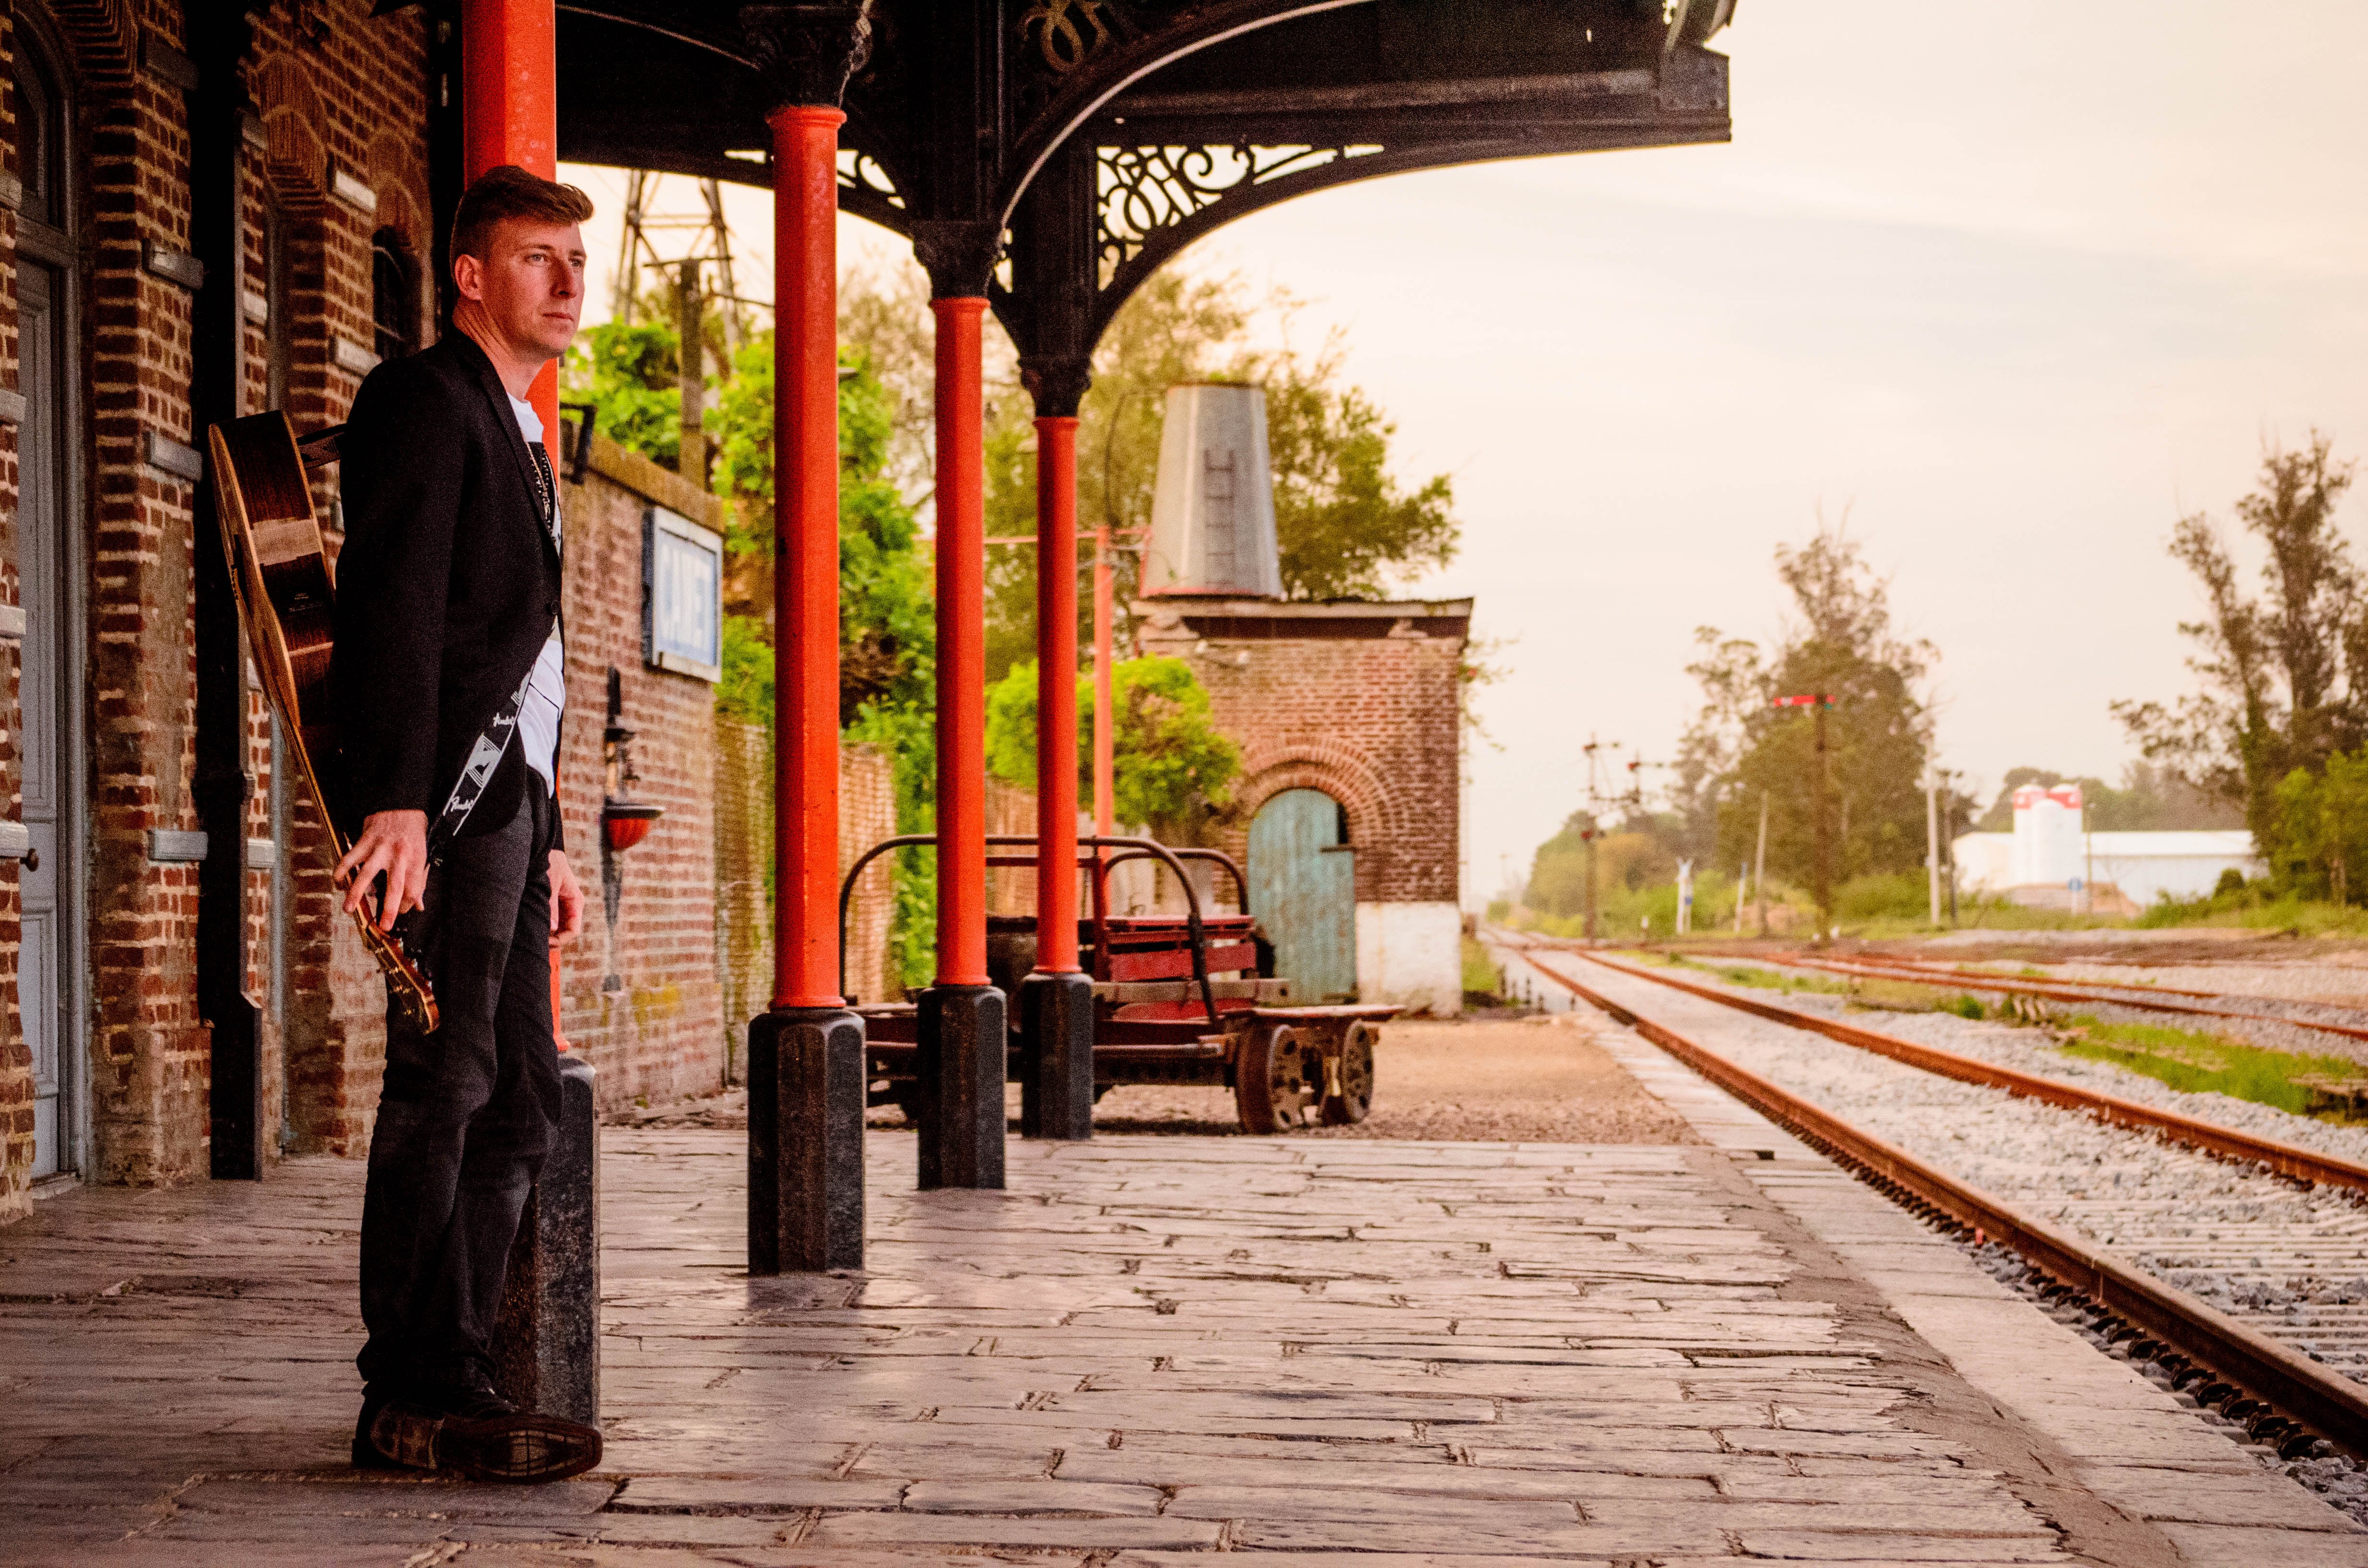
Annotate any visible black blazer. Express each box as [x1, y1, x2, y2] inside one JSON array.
[[329, 331, 565, 850]]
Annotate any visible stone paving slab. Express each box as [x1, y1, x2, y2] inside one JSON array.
[[0, 1106, 2342, 1565]]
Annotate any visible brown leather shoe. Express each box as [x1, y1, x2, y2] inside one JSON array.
[[364, 1400, 604, 1483]]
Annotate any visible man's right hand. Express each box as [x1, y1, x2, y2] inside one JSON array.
[[337, 809, 431, 930]]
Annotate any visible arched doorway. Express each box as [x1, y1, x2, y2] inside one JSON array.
[[13, 9, 87, 1182], [1248, 788, 1355, 1004]]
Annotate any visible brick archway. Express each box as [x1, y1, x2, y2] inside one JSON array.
[[1229, 741, 1409, 905], [255, 54, 329, 208]]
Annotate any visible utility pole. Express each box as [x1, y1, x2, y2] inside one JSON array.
[[1582, 827, 1599, 943], [2082, 797, 2094, 919], [1925, 771, 1942, 927], [674, 260, 705, 483], [1938, 768, 1961, 927], [1815, 699, 1831, 941], [1754, 791, 1770, 938], [1579, 735, 1616, 944]]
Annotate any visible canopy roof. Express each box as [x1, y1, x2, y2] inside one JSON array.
[[555, 1, 1737, 360]]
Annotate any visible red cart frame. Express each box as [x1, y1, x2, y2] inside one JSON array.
[[839, 834, 1393, 1132]]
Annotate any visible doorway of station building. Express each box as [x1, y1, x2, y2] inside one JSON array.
[[14, 12, 88, 1183], [1248, 788, 1356, 1004]]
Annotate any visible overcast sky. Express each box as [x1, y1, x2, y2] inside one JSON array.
[[567, 1, 2368, 906]]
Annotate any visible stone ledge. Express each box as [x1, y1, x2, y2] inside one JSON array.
[[579, 432, 729, 536]]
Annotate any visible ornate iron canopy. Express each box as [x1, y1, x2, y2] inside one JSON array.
[[554, 0, 1737, 388]]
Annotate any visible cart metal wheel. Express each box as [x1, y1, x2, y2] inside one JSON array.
[[1320, 1020, 1377, 1126], [1233, 1021, 1315, 1133]]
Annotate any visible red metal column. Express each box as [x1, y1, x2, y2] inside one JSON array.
[[457, 0, 598, 1402], [1033, 416, 1081, 971], [458, 0, 560, 446], [458, 0, 570, 1040], [931, 297, 989, 988], [915, 293, 1004, 1186], [770, 105, 848, 1011]]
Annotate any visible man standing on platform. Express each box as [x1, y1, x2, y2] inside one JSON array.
[[330, 165, 598, 1482]]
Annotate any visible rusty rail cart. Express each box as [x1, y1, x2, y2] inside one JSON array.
[[839, 834, 1395, 1133]]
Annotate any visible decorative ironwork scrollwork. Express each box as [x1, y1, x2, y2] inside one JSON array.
[[1019, 0, 1139, 75], [836, 148, 903, 210], [1097, 144, 1378, 284]]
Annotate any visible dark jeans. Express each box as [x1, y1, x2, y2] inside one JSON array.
[[357, 784, 558, 1396]]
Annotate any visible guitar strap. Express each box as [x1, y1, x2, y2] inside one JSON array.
[[427, 438, 565, 857]]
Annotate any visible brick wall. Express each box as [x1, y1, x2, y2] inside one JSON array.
[[986, 777, 1037, 919], [1135, 599, 1469, 1014], [80, 1, 206, 1189], [715, 731, 903, 1061], [0, 0, 432, 1213], [248, 0, 432, 1161], [1134, 601, 1469, 906], [840, 743, 900, 1002], [552, 438, 725, 1112]]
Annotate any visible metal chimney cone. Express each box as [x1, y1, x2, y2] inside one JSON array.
[[1142, 383, 1283, 599]]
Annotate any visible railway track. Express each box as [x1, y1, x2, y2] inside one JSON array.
[[1778, 949, 2368, 1047], [1488, 933, 2368, 1464]]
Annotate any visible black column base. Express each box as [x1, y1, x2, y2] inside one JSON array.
[[748, 1005, 867, 1274], [493, 1053, 600, 1424], [917, 983, 1007, 1189], [1018, 971, 1094, 1141]]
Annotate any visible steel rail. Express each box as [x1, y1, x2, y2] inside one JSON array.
[[1557, 949, 2368, 1197], [1832, 950, 2227, 1002], [1516, 948, 2368, 1458], [1777, 950, 2368, 1045]]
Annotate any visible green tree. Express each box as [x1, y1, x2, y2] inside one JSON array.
[[707, 334, 936, 725], [561, 320, 683, 466], [705, 328, 941, 985], [984, 655, 1241, 833], [1677, 522, 1937, 900], [2272, 748, 2368, 902], [1523, 812, 1677, 919], [2114, 434, 2367, 844], [1265, 343, 1458, 600]]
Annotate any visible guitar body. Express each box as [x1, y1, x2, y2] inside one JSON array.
[[208, 413, 440, 1033]]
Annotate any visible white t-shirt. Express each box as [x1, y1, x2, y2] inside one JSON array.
[[507, 393, 564, 793]]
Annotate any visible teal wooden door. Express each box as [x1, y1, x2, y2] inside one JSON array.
[[1249, 789, 1356, 1003]]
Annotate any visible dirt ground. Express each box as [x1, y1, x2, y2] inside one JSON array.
[[622, 1012, 1699, 1144], [1092, 1012, 1699, 1143]]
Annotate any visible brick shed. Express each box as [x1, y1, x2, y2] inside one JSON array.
[[1135, 596, 1471, 1016], [0, 4, 750, 1223]]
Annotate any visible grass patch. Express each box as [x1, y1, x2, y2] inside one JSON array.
[[2054, 1014, 2368, 1122], [2136, 889, 2368, 936], [1663, 954, 1997, 1017], [1461, 936, 1504, 1003], [1660, 954, 1862, 998]]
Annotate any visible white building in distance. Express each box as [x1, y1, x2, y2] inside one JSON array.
[[1955, 823, 2260, 908], [1950, 783, 2260, 908]]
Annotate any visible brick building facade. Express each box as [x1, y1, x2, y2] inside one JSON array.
[[0, 2, 747, 1225], [1135, 596, 1471, 1015]]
